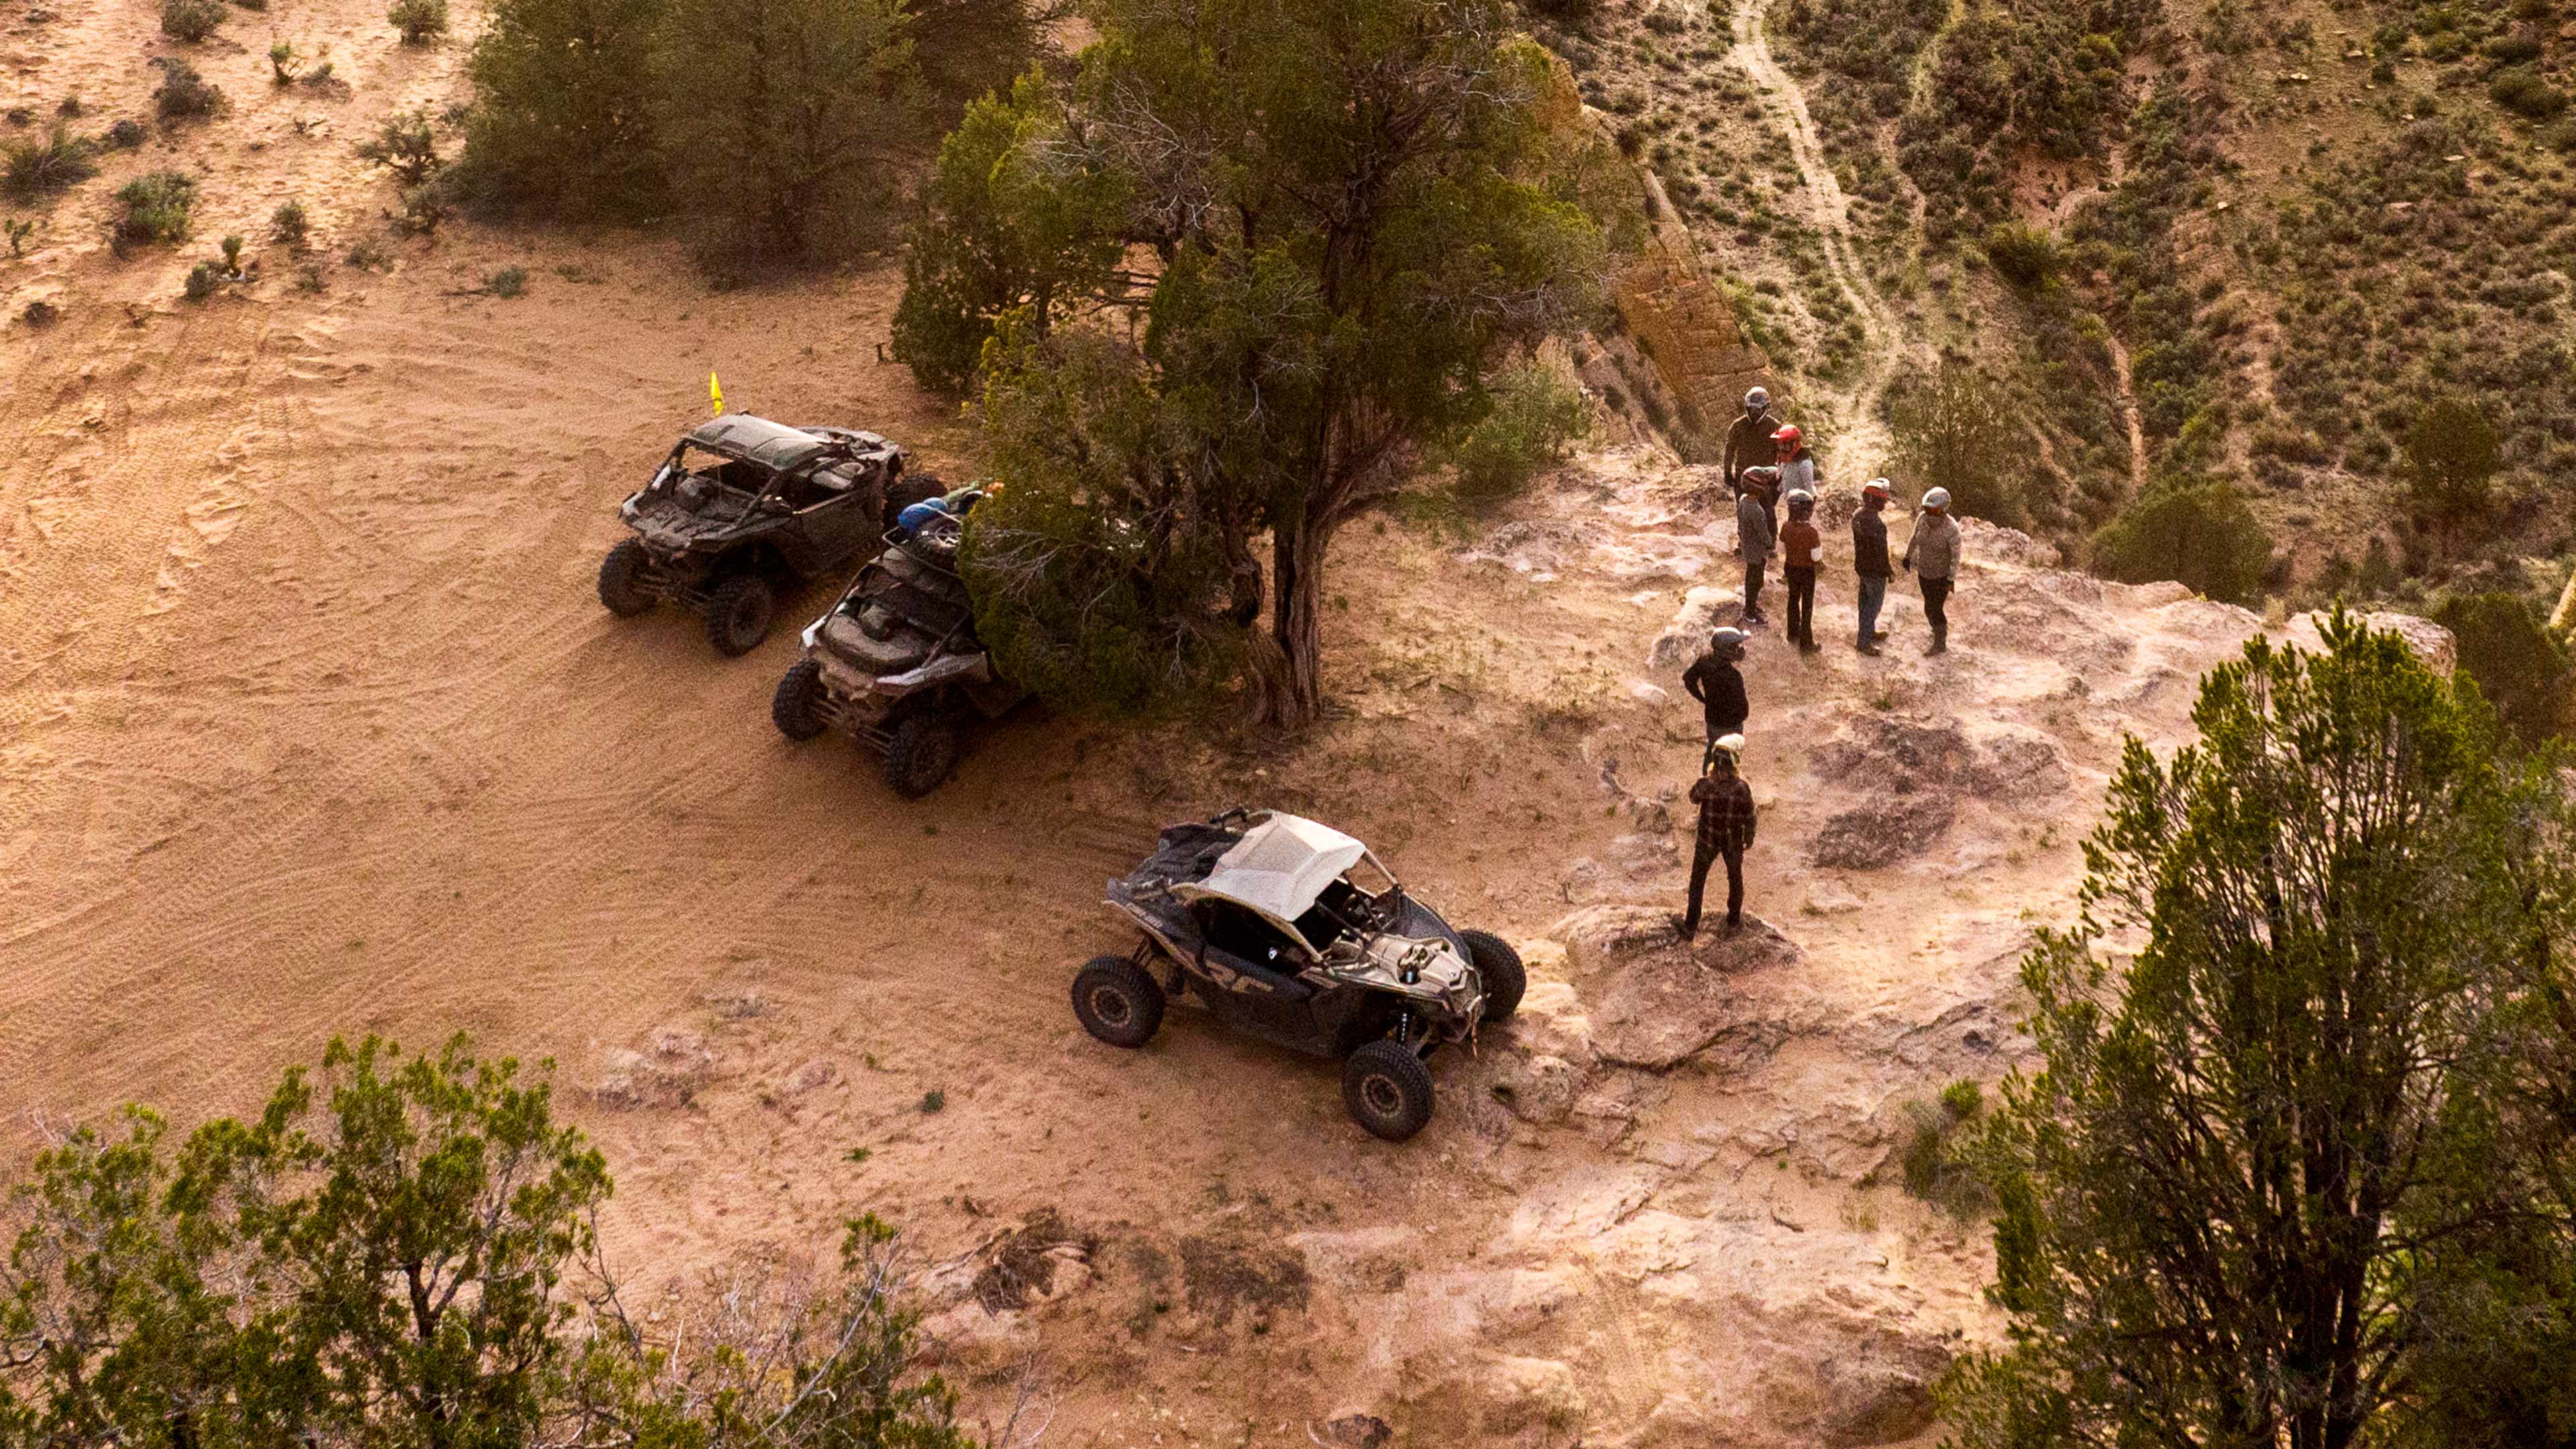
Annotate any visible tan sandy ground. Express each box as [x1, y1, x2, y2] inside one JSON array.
[[1, 4, 2421, 1444]]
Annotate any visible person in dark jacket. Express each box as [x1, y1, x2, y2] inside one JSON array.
[[1675, 734, 1758, 939], [1851, 478, 1893, 656], [1723, 386, 1780, 492], [1778, 488, 1823, 653], [1681, 627, 1750, 744]]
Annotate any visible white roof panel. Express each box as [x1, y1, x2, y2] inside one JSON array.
[[1171, 812, 1366, 926]]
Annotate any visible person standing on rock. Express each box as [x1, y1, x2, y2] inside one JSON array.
[[1675, 733, 1758, 941], [1851, 478, 1893, 656], [1735, 467, 1778, 626], [1778, 488, 1824, 654], [1902, 486, 1962, 655], [1724, 386, 1780, 492], [1682, 627, 1750, 745], [1770, 424, 1816, 501]]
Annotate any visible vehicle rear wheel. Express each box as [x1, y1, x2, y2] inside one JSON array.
[[704, 574, 775, 657], [771, 659, 829, 741], [882, 710, 963, 798], [597, 539, 655, 616], [1458, 930, 1525, 1022], [1071, 955, 1165, 1048], [1342, 1039, 1436, 1142]]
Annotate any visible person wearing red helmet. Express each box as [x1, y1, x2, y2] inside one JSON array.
[[1851, 478, 1894, 656], [1772, 423, 1816, 500]]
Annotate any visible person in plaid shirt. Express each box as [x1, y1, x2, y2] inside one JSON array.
[[1675, 734, 1758, 939]]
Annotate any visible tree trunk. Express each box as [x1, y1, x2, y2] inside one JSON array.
[[1260, 519, 1330, 730]]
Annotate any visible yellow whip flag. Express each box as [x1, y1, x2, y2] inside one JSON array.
[[708, 371, 724, 417]]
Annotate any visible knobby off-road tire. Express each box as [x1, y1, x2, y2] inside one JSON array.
[[771, 659, 828, 740], [1342, 1039, 1436, 1142], [1071, 955, 1165, 1048], [1458, 929, 1525, 1022], [704, 574, 776, 657], [882, 711, 963, 798], [597, 539, 655, 616]]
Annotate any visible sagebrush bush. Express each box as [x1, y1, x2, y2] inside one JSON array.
[[271, 199, 311, 247], [183, 260, 221, 301], [152, 58, 226, 123], [2493, 66, 2571, 121], [114, 172, 197, 247], [1983, 221, 2059, 288], [159, 0, 226, 41], [1896, 1077, 1990, 1216], [1, 124, 96, 201], [486, 266, 527, 297], [1449, 362, 1591, 506], [105, 118, 147, 149], [388, 0, 448, 44]]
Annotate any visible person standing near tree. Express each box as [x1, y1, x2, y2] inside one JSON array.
[[1851, 478, 1893, 656], [1902, 486, 1961, 655], [1779, 488, 1823, 654], [1723, 386, 1780, 492], [1674, 734, 1757, 941], [1735, 467, 1778, 626]]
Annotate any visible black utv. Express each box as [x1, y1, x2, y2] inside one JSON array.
[[770, 514, 1027, 797], [596, 415, 942, 655], [1073, 809, 1526, 1141]]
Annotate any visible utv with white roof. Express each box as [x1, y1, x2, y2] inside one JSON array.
[[1074, 809, 1526, 1141], [596, 415, 943, 655], [769, 516, 1026, 798]]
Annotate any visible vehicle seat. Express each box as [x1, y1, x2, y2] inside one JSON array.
[[1191, 902, 1311, 998]]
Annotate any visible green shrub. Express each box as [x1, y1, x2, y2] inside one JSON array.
[[1, 123, 96, 201], [105, 118, 146, 149], [388, 0, 447, 44], [269, 40, 303, 85], [183, 260, 222, 299], [486, 266, 527, 298], [159, 0, 226, 41], [6, 217, 35, 256], [271, 199, 310, 247], [453, 0, 669, 220], [1897, 1077, 1990, 1216], [2434, 591, 2574, 746], [114, 172, 197, 247], [2492, 66, 2571, 120], [1983, 220, 2059, 288], [1448, 362, 1591, 507], [356, 109, 443, 187], [2090, 475, 2274, 605], [151, 58, 226, 123]]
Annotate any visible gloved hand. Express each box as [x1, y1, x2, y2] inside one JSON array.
[[1900, 557, 1914, 574]]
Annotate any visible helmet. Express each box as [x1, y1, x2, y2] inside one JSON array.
[[1862, 478, 1893, 500], [1709, 626, 1748, 658], [1708, 733, 1747, 768], [1740, 464, 1780, 491], [1744, 386, 1770, 412], [1771, 423, 1803, 447], [1786, 488, 1816, 508], [1921, 486, 1951, 511]]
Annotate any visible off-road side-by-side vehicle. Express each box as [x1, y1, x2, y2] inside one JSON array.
[[1072, 810, 1527, 1141], [596, 415, 943, 656], [768, 515, 1027, 797]]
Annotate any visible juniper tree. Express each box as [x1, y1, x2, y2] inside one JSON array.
[[1944, 612, 2576, 1449]]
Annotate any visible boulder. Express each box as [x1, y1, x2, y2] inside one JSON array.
[[2280, 608, 2455, 674], [1649, 584, 1740, 669], [1809, 712, 2066, 799], [1578, 916, 1805, 1071]]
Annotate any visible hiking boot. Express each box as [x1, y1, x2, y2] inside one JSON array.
[[1670, 914, 1698, 941], [1856, 643, 1881, 657], [1925, 639, 1948, 656]]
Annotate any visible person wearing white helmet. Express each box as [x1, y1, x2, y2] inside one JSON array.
[[1724, 385, 1780, 492], [1675, 732, 1758, 940], [1901, 485, 1962, 655], [1851, 478, 1894, 656], [1779, 487, 1824, 654], [1682, 626, 1750, 745]]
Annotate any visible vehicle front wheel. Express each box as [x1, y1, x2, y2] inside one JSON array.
[[597, 539, 655, 617], [1071, 955, 1165, 1048], [771, 659, 829, 741], [704, 574, 776, 657], [1342, 1039, 1436, 1142], [882, 710, 963, 798], [1458, 930, 1525, 1022]]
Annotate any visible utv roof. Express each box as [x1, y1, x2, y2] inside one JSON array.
[[1171, 812, 1369, 924], [684, 415, 859, 473]]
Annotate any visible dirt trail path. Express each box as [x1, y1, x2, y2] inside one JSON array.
[[2106, 332, 2152, 494], [1729, 0, 1913, 476]]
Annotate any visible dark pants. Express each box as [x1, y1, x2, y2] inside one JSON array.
[[1923, 578, 1952, 645], [1742, 557, 1766, 619], [1856, 574, 1887, 647], [1685, 837, 1744, 934], [1784, 567, 1817, 647]]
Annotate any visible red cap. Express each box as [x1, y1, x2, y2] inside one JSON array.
[[1771, 423, 1802, 445]]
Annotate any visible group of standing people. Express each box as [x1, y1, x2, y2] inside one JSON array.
[[1667, 386, 1970, 940]]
